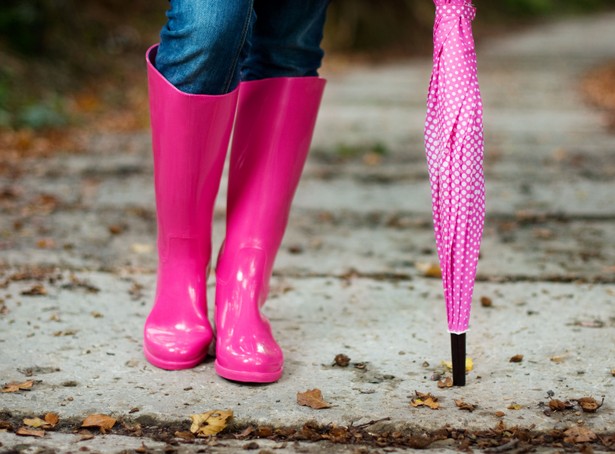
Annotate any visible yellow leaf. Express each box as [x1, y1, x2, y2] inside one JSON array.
[[441, 357, 473, 372], [410, 391, 440, 410], [190, 410, 233, 437], [23, 417, 47, 428], [507, 403, 522, 410], [297, 389, 332, 409]]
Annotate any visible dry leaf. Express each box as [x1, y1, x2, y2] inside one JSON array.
[[44, 413, 59, 427], [480, 296, 493, 307], [82, 414, 116, 432], [550, 355, 566, 363], [576, 397, 603, 413], [16, 427, 45, 438], [190, 410, 233, 436], [78, 429, 95, 441], [437, 377, 453, 388], [507, 403, 522, 410], [442, 357, 473, 372], [410, 391, 440, 410], [495, 411, 505, 417], [174, 431, 196, 441], [548, 399, 574, 411], [23, 417, 47, 428], [564, 425, 597, 443], [2, 380, 34, 393], [509, 354, 524, 363], [455, 400, 476, 412], [416, 263, 442, 278], [334, 354, 350, 367], [21, 284, 47, 296], [611, 369, 615, 377], [297, 389, 332, 410]]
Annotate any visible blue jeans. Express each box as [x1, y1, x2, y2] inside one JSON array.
[[155, 0, 330, 95]]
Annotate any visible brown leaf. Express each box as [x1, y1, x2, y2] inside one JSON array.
[[480, 296, 493, 307], [416, 263, 442, 278], [333, 354, 350, 367], [16, 426, 45, 438], [437, 377, 453, 388], [77, 429, 95, 441], [21, 284, 47, 296], [495, 411, 505, 417], [297, 389, 332, 409], [1, 380, 34, 393], [190, 409, 233, 436], [44, 413, 59, 427], [576, 397, 603, 413], [564, 425, 597, 444], [410, 391, 440, 410], [509, 354, 524, 363], [174, 431, 196, 441], [82, 414, 116, 432], [455, 400, 476, 412], [550, 355, 566, 363], [548, 399, 574, 411]]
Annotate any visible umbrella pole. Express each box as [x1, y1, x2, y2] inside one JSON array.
[[451, 333, 466, 386]]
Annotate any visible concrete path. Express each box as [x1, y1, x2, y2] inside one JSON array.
[[1, 12, 615, 453]]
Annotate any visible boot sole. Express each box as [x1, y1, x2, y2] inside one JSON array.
[[215, 360, 282, 383], [144, 345, 207, 370]]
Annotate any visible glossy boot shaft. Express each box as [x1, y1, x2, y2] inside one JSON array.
[[143, 45, 238, 370], [215, 76, 326, 382]]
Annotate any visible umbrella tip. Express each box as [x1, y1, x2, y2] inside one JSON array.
[[451, 333, 466, 386]]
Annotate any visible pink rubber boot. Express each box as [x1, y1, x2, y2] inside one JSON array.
[[143, 45, 238, 370], [215, 77, 326, 383]]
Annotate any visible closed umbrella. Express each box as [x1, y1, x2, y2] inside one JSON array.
[[424, 0, 485, 386]]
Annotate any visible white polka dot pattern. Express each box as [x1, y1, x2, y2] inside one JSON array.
[[424, 0, 485, 334]]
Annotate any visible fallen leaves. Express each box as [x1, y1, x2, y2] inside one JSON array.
[[190, 410, 233, 436], [15, 427, 45, 438], [82, 414, 116, 433], [2, 380, 34, 393], [548, 399, 574, 411], [507, 403, 523, 410], [415, 262, 442, 278], [14, 413, 59, 438], [410, 391, 440, 410], [564, 425, 597, 444], [576, 397, 604, 413], [437, 377, 453, 388], [455, 400, 476, 412], [509, 354, 524, 363], [297, 389, 332, 410]]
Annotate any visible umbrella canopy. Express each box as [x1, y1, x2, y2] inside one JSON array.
[[424, 0, 485, 384]]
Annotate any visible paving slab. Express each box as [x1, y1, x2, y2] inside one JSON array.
[[2, 10, 615, 454]]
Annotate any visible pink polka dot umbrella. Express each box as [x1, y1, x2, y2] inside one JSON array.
[[424, 0, 485, 386]]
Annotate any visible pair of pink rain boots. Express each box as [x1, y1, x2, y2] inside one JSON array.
[[142, 46, 325, 383]]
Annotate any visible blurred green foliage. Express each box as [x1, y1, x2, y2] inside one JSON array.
[[0, 0, 613, 129]]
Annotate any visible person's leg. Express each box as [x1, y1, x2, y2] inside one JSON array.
[[143, 1, 254, 370], [241, 0, 329, 81], [156, 0, 254, 94], [215, 0, 330, 383]]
